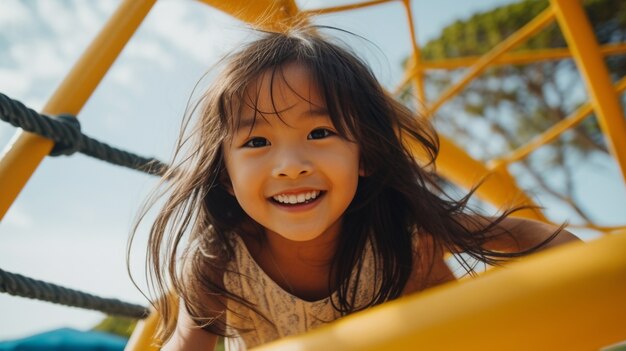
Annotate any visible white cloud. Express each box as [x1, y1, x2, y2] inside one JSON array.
[[146, 1, 246, 64], [95, 1, 119, 14], [124, 39, 174, 69], [0, 0, 30, 26], [10, 41, 67, 79], [108, 64, 143, 95], [2, 204, 35, 231], [294, 0, 350, 11], [0, 125, 17, 152], [0, 69, 33, 97], [74, 1, 107, 33], [37, 1, 74, 36]]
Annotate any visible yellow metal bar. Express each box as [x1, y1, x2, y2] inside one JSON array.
[[255, 231, 626, 351], [394, 43, 626, 95], [499, 75, 626, 165], [0, 0, 156, 220], [424, 8, 556, 118], [124, 310, 160, 351], [503, 104, 591, 165], [551, 0, 626, 183], [401, 0, 426, 111], [302, 0, 395, 16], [125, 293, 180, 351], [196, 0, 299, 30], [420, 43, 626, 70], [404, 134, 546, 221], [568, 224, 626, 234]]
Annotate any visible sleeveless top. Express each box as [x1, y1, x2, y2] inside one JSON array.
[[222, 235, 384, 350]]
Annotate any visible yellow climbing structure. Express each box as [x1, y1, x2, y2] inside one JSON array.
[[0, 0, 624, 350]]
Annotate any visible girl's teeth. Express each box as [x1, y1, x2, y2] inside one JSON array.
[[273, 191, 321, 204]]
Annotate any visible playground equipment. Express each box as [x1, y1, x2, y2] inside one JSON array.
[[1, 0, 625, 350]]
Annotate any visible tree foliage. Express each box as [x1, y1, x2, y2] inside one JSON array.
[[92, 316, 137, 339], [409, 0, 626, 223]]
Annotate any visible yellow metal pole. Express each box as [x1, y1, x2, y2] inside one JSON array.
[[500, 75, 626, 165], [125, 292, 180, 351], [401, 0, 426, 112], [302, 0, 394, 16], [404, 43, 626, 73], [393, 43, 626, 95], [0, 0, 156, 220], [570, 223, 625, 234], [254, 231, 626, 351], [404, 134, 546, 221], [124, 310, 161, 351], [550, 0, 626, 183], [424, 7, 555, 118], [196, 0, 299, 31]]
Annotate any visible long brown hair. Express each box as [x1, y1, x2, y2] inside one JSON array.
[[129, 26, 559, 341]]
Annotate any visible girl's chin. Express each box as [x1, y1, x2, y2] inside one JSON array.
[[273, 232, 323, 242], [264, 227, 329, 242]]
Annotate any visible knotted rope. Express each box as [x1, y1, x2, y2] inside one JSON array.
[[0, 92, 169, 176], [0, 267, 149, 319]]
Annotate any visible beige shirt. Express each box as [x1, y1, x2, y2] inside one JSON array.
[[223, 234, 382, 350]]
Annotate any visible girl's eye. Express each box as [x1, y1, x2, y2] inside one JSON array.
[[308, 128, 334, 140], [243, 137, 270, 148]]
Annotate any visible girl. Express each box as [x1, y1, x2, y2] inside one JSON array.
[[132, 26, 578, 350]]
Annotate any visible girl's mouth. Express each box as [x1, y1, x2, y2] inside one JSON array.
[[269, 191, 326, 209]]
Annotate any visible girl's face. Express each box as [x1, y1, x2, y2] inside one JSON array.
[[223, 63, 361, 242]]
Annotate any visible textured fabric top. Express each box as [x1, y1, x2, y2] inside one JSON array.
[[223, 234, 383, 350]]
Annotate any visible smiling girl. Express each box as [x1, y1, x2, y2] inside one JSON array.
[[132, 27, 579, 351]]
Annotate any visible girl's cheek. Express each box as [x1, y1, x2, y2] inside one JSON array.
[[238, 153, 268, 175]]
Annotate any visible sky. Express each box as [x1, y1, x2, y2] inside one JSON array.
[[1, 0, 625, 341]]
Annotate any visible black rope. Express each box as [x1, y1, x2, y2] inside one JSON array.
[[0, 92, 169, 176], [0, 267, 149, 319]]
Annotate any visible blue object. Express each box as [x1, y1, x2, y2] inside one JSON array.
[[0, 328, 127, 350]]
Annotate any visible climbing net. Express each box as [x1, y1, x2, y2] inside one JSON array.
[[0, 92, 162, 319]]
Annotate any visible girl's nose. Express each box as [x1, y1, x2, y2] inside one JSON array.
[[271, 148, 313, 179]]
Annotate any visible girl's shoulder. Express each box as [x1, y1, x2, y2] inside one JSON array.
[[181, 227, 238, 286]]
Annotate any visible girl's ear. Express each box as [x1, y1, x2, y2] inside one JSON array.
[[359, 160, 367, 177]]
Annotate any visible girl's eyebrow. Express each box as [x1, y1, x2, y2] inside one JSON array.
[[237, 107, 330, 132], [304, 107, 329, 117], [237, 117, 269, 133]]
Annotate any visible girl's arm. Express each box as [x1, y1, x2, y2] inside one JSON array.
[[161, 298, 219, 351], [482, 216, 581, 253], [403, 232, 457, 295], [162, 253, 224, 351]]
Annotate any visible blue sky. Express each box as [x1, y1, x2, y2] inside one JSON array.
[[1, 0, 625, 341]]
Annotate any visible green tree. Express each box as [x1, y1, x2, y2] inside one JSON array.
[[408, 0, 626, 223], [92, 316, 137, 339]]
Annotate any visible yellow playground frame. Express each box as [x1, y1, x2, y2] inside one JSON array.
[[1, 0, 625, 350]]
